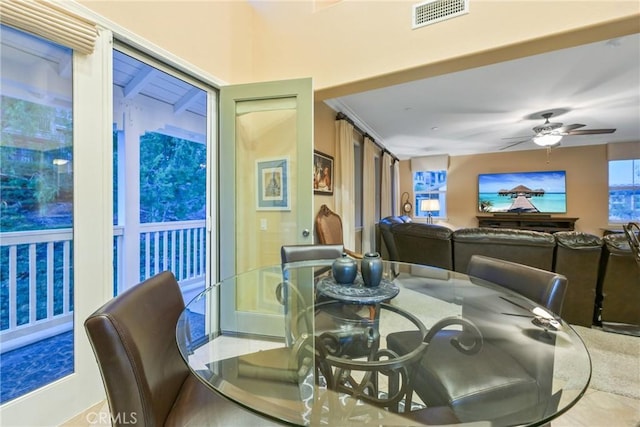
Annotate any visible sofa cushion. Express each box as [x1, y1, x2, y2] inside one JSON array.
[[452, 227, 556, 273]]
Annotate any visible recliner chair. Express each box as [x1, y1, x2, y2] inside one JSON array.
[[391, 222, 454, 269], [553, 231, 603, 327], [597, 233, 640, 334], [85, 271, 279, 426], [378, 216, 411, 261]]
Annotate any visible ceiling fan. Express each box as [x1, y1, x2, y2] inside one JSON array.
[[501, 112, 616, 151]]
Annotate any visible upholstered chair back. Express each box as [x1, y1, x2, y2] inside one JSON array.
[[85, 272, 189, 426], [315, 205, 361, 258], [467, 254, 567, 315], [315, 204, 345, 246], [281, 244, 343, 265], [85, 271, 277, 426]]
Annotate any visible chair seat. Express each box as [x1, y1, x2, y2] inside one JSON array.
[[400, 405, 460, 425], [165, 374, 281, 426], [387, 330, 540, 424]]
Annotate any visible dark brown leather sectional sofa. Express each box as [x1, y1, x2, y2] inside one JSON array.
[[379, 218, 639, 330]]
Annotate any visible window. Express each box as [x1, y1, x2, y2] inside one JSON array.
[[414, 170, 447, 219], [609, 159, 640, 222], [0, 23, 74, 403]]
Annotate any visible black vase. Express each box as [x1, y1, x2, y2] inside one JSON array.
[[361, 252, 382, 287], [332, 252, 358, 284]]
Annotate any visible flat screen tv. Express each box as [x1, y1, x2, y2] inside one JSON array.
[[478, 170, 567, 214]]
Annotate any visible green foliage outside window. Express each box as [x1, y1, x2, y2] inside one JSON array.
[[139, 132, 206, 223], [1, 96, 73, 231]]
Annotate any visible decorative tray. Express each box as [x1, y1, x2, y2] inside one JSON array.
[[316, 274, 399, 304]]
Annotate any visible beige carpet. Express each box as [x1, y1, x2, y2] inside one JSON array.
[[571, 325, 640, 399]]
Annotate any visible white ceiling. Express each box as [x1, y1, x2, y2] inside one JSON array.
[[326, 33, 640, 160]]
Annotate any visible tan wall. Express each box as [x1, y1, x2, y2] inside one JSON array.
[[80, 1, 639, 94], [313, 101, 336, 216], [250, 1, 639, 97], [397, 142, 640, 236], [78, 0, 638, 239], [78, 0, 255, 84]]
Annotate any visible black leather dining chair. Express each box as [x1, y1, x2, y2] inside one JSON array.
[[466, 254, 568, 315], [85, 271, 279, 426], [387, 255, 568, 425], [281, 243, 344, 264]]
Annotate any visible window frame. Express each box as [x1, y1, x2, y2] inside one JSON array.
[[608, 158, 640, 223], [413, 169, 447, 220]]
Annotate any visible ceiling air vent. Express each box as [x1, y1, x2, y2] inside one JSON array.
[[412, 0, 469, 29]]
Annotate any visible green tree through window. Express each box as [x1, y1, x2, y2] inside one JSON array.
[[139, 132, 206, 223]]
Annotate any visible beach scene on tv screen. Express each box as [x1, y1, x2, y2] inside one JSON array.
[[478, 171, 567, 213]]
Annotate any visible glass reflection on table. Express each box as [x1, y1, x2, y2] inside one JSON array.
[[176, 261, 591, 426]]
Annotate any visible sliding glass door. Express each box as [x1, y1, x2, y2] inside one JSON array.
[[112, 46, 213, 308]]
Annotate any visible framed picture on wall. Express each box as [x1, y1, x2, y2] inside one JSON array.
[[313, 150, 334, 195], [256, 156, 290, 210]]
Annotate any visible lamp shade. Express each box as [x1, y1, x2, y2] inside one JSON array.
[[420, 199, 440, 212], [533, 134, 562, 146]]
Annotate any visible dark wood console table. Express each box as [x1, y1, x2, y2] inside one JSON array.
[[476, 215, 578, 233]]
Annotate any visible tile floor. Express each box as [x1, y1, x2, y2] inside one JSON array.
[[60, 388, 640, 426]]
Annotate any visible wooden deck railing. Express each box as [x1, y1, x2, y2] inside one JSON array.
[[1, 220, 206, 353]]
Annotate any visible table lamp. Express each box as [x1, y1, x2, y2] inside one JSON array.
[[420, 199, 440, 224]]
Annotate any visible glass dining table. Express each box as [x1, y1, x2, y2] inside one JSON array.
[[176, 260, 591, 426]]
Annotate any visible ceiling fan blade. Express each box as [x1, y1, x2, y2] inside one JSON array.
[[566, 128, 616, 135], [500, 139, 530, 150], [501, 135, 533, 140], [557, 123, 586, 133]]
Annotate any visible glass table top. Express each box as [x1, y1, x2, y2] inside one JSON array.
[[177, 260, 591, 426]]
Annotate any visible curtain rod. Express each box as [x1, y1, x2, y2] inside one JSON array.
[[336, 112, 399, 162]]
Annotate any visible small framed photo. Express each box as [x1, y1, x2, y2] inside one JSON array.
[[313, 150, 334, 195], [256, 157, 290, 211]]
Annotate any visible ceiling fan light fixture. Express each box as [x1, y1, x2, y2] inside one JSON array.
[[533, 134, 563, 146]]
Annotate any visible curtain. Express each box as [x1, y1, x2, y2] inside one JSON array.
[[362, 136, 376, 252], [393, 159, 400, 216], [0, 0, 98, 54], [381, 152, 393, 219], [335, 119, 356, 250]]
